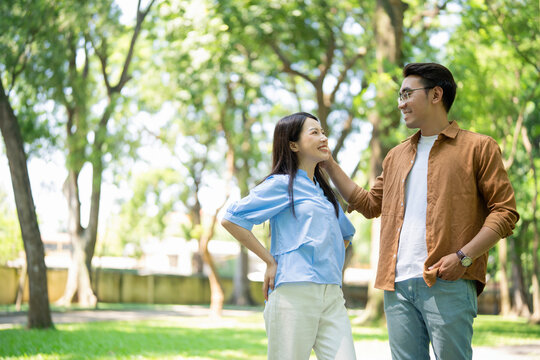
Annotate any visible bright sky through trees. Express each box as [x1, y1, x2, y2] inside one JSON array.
[[0, 0, 457, 237]]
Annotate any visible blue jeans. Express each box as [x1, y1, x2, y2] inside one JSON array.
[[384, 278, 478, 360]]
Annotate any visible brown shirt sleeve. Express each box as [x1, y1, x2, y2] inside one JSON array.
[[476, 137, 519, 238], [347, 172, 384, 219]]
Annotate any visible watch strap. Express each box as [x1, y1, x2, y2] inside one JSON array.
[[456, 249, 472, 267]]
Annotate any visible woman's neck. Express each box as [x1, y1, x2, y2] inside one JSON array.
[[298, 162, 316, 182]]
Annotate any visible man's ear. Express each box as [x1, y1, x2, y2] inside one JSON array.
[[289, 141, 299, 152], [432, 86, 443, 104]]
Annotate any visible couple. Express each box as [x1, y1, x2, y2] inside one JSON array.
[[221, 63, 519, 360]]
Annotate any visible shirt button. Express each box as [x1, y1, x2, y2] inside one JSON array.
[[410, 160, 413, 163], [393, 254, 397, 258], [401, 202, 403, 206]]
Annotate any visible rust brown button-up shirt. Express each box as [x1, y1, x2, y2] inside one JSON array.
[[347, 121, 519, 295]]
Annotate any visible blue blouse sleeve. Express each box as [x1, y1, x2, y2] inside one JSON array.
[[223, 175, 290, 231], [338, 205, 355, 241]]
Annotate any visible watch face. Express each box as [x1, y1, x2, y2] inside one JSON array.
[[461, 257, 473, 267]]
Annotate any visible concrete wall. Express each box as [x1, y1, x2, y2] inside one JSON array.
[[0, 266, 266, 306], [0, 266, 499, 314], [0, 266, 18, 304]]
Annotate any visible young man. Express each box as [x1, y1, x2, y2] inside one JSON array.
[[324, 63, 519, 359]]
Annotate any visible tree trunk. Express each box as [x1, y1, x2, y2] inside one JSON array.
[[57, 0, 154, 307], [0, 77, 53, 329], [355, 119, 385, 325], [85, 156, 103, 273], [375, 0, 405, 65], [357, 0, 405, 324], [56, 167, 97, 307], [521, 125, 540, 323], [232, 247, 253, 305], [231, 162, 254, 305], [202, 148, 234, 315], [498, 239, 512, 315], [57, 230, 97, 307], [355, 217, 384, 324], [15, 259, 26, 311], [315, 85, 331, 130], [200, 211, 225, 317], [509, 240, 531, 317], [530, 216, 540, 323]]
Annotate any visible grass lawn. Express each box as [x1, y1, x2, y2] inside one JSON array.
[[0, 307, 539, 359], [472, 315, 540, 347]]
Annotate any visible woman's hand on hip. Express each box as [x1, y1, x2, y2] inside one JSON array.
[[263, 258, 278, 301]]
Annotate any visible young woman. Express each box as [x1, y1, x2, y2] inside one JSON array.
[[221, 112, 357, 360]]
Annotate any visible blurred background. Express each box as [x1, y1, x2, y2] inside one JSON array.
[[1, 0, 538, 323]]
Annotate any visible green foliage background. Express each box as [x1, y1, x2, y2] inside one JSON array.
[[0, 0, 538, 303]]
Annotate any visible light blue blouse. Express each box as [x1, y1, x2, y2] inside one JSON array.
[[223, 169, 355, 288]]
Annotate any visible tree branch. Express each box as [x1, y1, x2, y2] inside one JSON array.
[[82, 36, 90, 79], [318, 24, 336, 83], [329, 48, 366, 105], [409, 0, 450, 27], [502, 70, 535, 170], [269, 42, 316, 86], [219, 80, 239, 175], [8, 29, 38, 95], [111, 0, 155, 93], [332, 111, 354, 158], [288, 74, 302, 112], [93, 37, 112, 92], [503, 112, 523, 170], [485, 1, 540, 74]]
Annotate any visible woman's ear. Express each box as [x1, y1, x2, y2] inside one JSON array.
[[289, 141, 299, 152]]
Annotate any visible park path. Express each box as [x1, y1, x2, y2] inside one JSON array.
[[1, 306, 540, 360]]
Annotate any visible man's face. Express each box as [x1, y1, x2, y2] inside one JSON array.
[[398, 75, 432, 130]]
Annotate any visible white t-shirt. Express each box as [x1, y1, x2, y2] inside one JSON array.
[[395, 134, 438, 282]]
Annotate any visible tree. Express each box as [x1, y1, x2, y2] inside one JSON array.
[[1, 0, 156, 308], [217, 0, 373, 304], [216, 0, 457, 316], [447, 0, 539, 321], [353, 0, 406, 324], [0, 77, 52, 328], [129, 0, 249, 312], [45, 0, 156, 306], [218, 0, 372, 154], [112, 167, 181, 256], [355, 0, 466, 323], [154, 0, 274, 306], [0, 0, 60, 329], [177, 132, 229, 316]]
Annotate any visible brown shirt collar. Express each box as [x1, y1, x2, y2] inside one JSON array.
[[404, 121, 460, 145]]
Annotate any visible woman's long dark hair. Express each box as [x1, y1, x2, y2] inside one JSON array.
[[264, 112, 340, 217]]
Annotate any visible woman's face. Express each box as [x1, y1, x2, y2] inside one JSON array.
[[290, 117, 329, 166]]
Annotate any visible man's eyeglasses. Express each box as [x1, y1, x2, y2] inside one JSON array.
[[398, 87, 434, 103]]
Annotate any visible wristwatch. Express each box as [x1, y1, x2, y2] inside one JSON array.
[[456, 249, 473, 267]]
